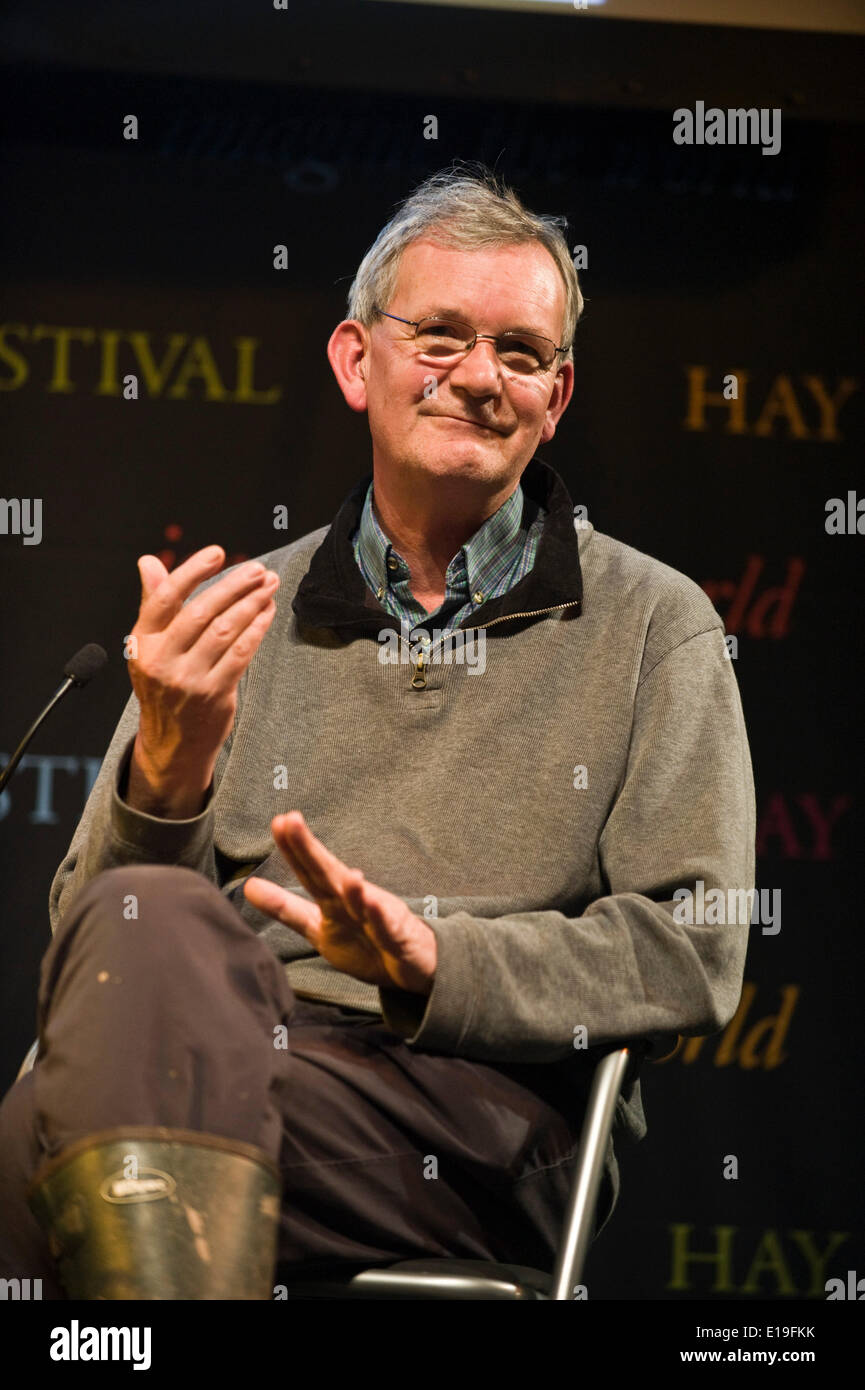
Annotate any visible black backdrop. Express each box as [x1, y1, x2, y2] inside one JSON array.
[[1, 0, 863, 1302]]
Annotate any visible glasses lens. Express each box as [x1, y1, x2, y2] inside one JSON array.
[[415, 318, 474, 356], [497, 334, 555, 373], [414, 319, 556, 373]]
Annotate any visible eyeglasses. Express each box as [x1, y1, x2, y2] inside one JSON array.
[[373, 307, 569, 376]]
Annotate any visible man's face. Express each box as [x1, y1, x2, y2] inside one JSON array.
[[353, 237, 574, 492]]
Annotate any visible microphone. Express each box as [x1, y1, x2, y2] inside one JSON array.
[[0, 643, 108, 794], [62, 644, 108, 687]]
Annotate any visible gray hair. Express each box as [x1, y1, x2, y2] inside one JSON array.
[[346, 161, 584, 368]]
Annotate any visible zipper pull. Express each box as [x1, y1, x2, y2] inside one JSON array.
[[411, 650, 427, 689]]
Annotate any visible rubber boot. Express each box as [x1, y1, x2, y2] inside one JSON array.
[[26, 1126, 282, 1300]]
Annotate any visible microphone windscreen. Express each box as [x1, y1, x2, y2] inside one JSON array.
[[63, 643, 108, 686]]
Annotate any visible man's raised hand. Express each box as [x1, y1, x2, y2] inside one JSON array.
[[125, 545, 280, 818]]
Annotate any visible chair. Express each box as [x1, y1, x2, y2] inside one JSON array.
[[274, 1038, 653, 1301], [15, 1034, 654, 1301]]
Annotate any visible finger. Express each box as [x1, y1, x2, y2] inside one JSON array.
[[356, 883, 404, 952], [142, 562, 278, 660], [135, 546, 228, 634], [273, 812, 349, 901], [137, 554, 169, 599], [339, 869, 368, 924], [170, 566, 281, 661], [269, 815, 322, 899], [204, 591, 279, 687], [243, 877, 322, 937], [277, 816, 364, 914]]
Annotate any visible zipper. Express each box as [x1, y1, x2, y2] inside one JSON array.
[[411, 648, 427, 689], [408, 599, 581, 689]]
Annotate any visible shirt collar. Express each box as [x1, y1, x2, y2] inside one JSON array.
[[354, 478, 526, 604], [292, 456, 584, 635]]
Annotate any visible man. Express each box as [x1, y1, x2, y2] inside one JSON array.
[[0, 164, 755, 1299]]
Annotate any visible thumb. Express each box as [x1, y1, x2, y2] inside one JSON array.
[[136, 554, 167, 599]]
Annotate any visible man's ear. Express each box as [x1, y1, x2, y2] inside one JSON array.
[[327, 320, 369, 413], [539, 361, 575, 444]]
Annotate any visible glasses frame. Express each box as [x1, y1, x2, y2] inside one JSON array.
[[372, 306, 570, 375]]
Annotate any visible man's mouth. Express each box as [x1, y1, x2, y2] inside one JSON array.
[[433, 415, 498, 432]]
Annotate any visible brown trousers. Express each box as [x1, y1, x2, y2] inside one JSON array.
[[0, 865, 616, 1298]]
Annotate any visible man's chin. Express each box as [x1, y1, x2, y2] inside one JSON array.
[[401, 455, 526, 495], [410, 452, 504, 476]]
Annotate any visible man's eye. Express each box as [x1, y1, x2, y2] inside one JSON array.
[[499, 340, 543, 366], [426, 323, 464, 340], [417, 324, 467, 353]]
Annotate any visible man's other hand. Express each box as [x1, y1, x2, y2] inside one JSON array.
[[243, 812, 437, 995]]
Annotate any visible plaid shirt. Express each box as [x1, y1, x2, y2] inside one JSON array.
[[351, 479, 545, 640]]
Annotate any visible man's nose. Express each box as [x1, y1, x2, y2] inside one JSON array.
[[447, 338, 503, 394]]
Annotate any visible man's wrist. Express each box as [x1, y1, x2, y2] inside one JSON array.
[[123, 739, 213, 819]]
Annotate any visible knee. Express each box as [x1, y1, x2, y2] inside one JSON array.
[[58, 865, 222, 939], [94, 863, 211, 896]]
